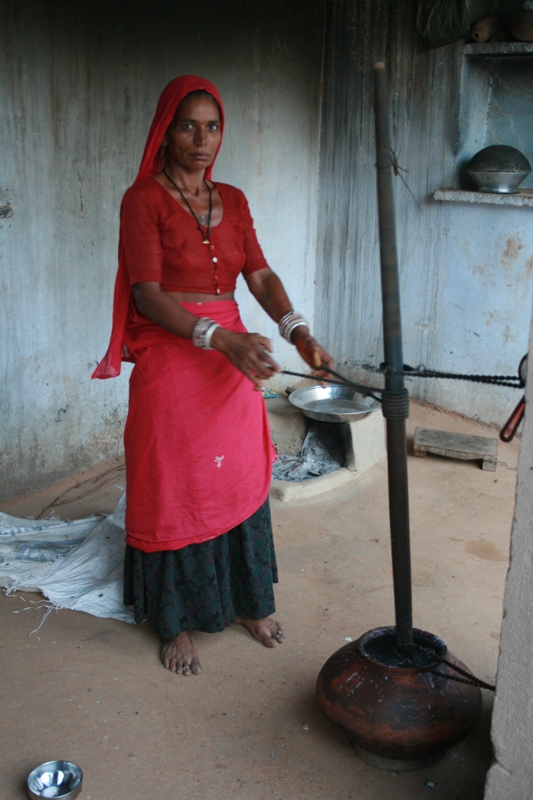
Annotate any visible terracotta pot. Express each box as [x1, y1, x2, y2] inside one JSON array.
[[316, 626, 482, 770]]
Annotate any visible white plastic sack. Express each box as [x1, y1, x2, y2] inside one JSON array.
[[0, 494, 134, 623]]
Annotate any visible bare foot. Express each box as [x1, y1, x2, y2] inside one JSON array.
[[160, 631, 202, 675], [235, 616, 285, 648]]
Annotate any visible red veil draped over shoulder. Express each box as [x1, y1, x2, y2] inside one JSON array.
[[92, 75, 225, 379]]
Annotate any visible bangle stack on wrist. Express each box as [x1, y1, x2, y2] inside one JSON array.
[[278, 310, 309, 343], [192, 317, 221, 350]]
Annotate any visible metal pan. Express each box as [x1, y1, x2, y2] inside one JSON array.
[[287, 385, 380, 423]]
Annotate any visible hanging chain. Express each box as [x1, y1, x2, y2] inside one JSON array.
[[399, 368, 521, 389], [363, 363, 523, 390], [282, 363, 522, 403]]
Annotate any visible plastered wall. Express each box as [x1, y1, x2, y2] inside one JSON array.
[[0, 0, 324, 500], [2, 0, 533, 500], [316, 2, 533, 425], [483, 304, 533, 797]]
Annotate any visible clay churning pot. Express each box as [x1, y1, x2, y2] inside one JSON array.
[[316, 626, 482, 771]]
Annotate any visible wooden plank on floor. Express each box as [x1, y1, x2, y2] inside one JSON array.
[[413, 427, 498, 471]]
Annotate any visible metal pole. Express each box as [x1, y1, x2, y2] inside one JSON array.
[[372, 62, 413, 656]]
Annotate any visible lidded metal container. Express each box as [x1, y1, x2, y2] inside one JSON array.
[[467, 145, 531, 193]]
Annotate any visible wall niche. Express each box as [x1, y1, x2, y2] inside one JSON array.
[[435, 42, 533, 206]]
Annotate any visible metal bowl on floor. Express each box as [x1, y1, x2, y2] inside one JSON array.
[[287, 384, 379, 423], [27, 761, 83, 800]]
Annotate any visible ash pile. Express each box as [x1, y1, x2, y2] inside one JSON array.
[[272, 422, 346, 482]]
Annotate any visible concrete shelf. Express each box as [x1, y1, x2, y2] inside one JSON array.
[[452, 44, 533, 206], [434, 188, 533, 207], [464, 43, 533, 58]]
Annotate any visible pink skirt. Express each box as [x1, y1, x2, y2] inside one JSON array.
[[124, 301, 275, 552]]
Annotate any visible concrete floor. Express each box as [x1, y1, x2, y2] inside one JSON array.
[[0, 400, 519, 800]]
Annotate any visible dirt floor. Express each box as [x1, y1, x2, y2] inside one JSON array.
[[0, 400, 519, 800]]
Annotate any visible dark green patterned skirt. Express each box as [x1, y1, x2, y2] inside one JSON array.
[[123, 498, 278, 638]]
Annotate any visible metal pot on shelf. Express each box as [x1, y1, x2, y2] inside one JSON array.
[[467, 144, 531, 193]]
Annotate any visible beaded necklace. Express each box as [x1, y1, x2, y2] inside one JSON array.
[[162, 169, 221, 294], [163, 169, 212, 244]]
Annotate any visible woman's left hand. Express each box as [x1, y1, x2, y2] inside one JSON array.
[[292, 327, 334, 376], [245, 267, 334, 377]]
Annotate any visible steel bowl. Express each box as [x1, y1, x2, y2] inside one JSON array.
[[27, 761, 83, 800], [467, 145, 531, 193], [466, 169, 530, 193], [287, 384, 380, 423]]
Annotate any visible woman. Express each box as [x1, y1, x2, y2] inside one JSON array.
[[93, 75, 333, 676]]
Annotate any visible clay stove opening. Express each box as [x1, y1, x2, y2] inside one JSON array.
[[273, 420, 353, 481], [266, 392, 386, 500]]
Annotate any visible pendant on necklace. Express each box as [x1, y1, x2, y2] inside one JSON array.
[[203, 238, 210, 245]]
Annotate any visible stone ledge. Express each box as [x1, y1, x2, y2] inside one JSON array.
[[434, 188, 533, 208]]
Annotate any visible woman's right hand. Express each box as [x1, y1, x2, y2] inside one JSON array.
[[211, 328, 281, 388]]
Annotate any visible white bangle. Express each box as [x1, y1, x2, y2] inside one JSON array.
[[278, 311, 309, 343], [204, 322, 220, 350], [286, 319, 308, 342], [192, 317, 220, 350]]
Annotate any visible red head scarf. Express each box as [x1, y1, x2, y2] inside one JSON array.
[[92, 75, 225, 379]]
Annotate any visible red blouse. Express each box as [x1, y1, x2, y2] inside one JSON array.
[[92, 75, 233, 380], [121, 178, 269, 294]]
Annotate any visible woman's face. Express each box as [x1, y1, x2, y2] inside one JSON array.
[[164, 94, 222, 174]]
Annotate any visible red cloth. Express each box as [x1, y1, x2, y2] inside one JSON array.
[[92, 76, 276, 552], [119, 180, 269, 357], [121, 179, 268, 292], [92, 75, 225, 379], [124, 301, 275, 551]]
